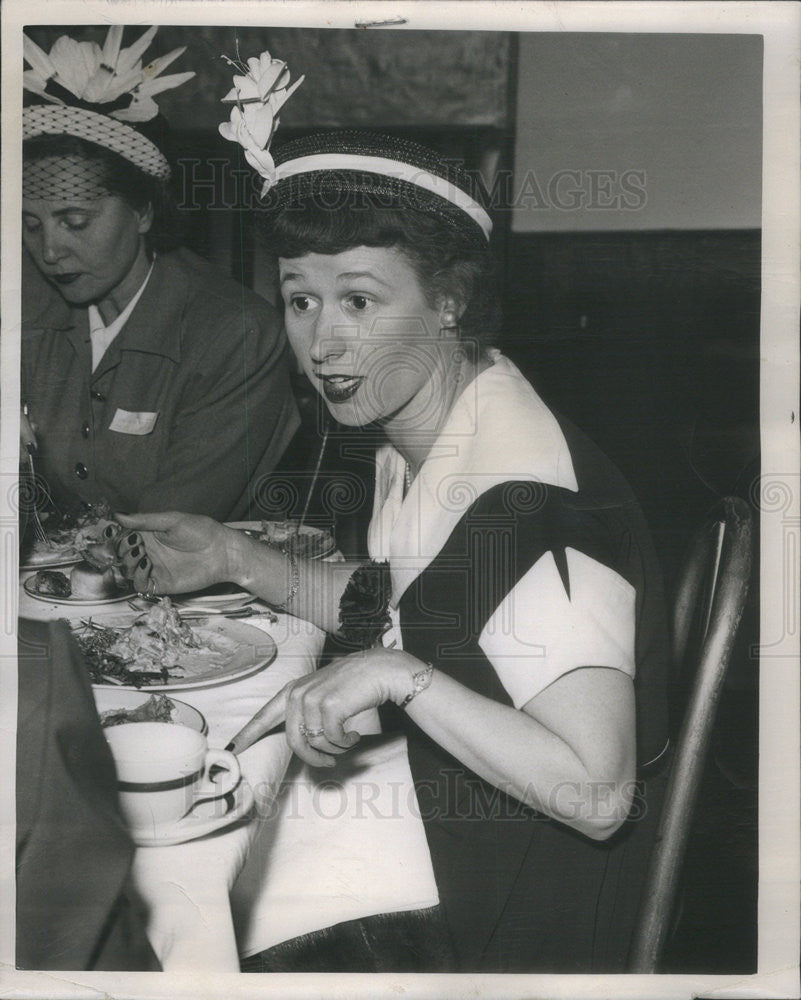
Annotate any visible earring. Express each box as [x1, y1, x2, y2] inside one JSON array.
[[440, 309, 460, 335]]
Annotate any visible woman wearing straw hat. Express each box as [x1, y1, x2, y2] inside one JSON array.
[[117, 49, 670, 972], [20, 27, 299, 521]]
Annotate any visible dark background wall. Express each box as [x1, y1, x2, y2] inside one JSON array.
[[502, 229, 761, 584]]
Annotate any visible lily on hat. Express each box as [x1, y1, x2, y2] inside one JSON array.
[[218, 50, 304, 194]]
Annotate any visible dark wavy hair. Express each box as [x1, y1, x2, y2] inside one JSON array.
[[22, 133, 184, 254], [258, 193, 501, 357]]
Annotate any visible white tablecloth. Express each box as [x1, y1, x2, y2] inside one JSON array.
[[19, 581, 439, 971]]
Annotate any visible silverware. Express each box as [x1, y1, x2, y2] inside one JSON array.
[[25, 448, 49, 545], [128, 597, 274, 621], [176, 607, 259, 621], [22, 403, 48, 545]]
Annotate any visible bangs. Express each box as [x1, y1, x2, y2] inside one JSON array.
[[259, 194, 475, 261]]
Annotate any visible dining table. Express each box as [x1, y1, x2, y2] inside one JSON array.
[[18, 572, 439, 972]]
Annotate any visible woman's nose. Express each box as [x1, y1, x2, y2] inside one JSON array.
[[309, 312, 354, 366], [40, 226, 68, 265], [310, 337, 349, 366]]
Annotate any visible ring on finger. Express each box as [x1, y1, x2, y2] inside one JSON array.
[[299, 722, 325, 740]]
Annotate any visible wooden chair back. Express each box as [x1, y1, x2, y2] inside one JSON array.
[[629, 496, 753, 972]]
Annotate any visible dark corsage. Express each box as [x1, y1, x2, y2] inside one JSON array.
[[338, 561, 392, 648]]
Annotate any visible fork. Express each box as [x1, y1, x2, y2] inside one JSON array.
[[23, 445, 49, 545], [128, 597, 275, 621]]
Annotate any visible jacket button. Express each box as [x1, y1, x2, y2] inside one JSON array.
[[90, 390, 105, 402], [81, 422, 90, 438], [75, 463, 88, 479]]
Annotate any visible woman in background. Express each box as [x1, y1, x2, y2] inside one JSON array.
[[21, 26, 298, 521]]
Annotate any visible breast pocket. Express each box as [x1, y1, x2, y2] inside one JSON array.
[[108, 409, 160, 435]]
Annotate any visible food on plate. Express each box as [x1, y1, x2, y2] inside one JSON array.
[[23, 500, 120, 567], [27, 561, 129, 600], [253, 520, 335, 559], [77, 521, 124, 572], [24, 524, 79, 564], [28, 569, 72, 597], [70, 564, 121, 600], [73, 598, 238, 687], [99, 694, 176, 728]]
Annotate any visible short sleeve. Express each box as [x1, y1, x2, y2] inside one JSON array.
[[478, 546, 636, 708]]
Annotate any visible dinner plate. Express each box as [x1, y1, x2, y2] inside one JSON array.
[[20, 550, 81, 571], [20, 512, 113, 570], [129, 779, 254, 847], [92, 688, 207, 734], [227, 521, 336, 560], [23, 574, 133, 606], [78, 613, 278, 691]]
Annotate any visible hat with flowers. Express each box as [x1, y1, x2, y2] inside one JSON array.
[[23, 26, 194, 178], [217, 47, 492, 244]]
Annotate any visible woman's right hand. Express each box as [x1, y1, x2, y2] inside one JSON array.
[[114, 511, 242, 595]]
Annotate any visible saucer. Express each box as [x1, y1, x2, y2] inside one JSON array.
[[130, 779, 254, 847]]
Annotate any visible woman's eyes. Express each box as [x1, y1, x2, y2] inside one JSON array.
[[22, 214, 91, 233], [289, 295, 316, 314], [62, 215, 91, 231], [287, 293, 374, 314]]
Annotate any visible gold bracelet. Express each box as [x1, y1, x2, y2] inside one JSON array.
[[276, 550, 299, 609], [399, 662, 434, 709]]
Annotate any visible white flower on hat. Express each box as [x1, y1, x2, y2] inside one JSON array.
[[23, 26, 195, 123], [219, 50, 304, 195]]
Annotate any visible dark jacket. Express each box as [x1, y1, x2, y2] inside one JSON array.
[[17, 618, 159, 970], [21, 248, 299, 520]]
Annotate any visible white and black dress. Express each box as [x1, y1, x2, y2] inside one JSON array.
[[369, 352, 671, 972]]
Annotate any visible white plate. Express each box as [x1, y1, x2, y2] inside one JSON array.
[[130, 779, 254, 847], [93, 688, 207, 734], [20, 550, 81, 571], [78, 614, 278, 691], [23, 573, 133, 606], [227, 521, 336, 560]]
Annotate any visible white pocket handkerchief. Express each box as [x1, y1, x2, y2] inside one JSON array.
[[108, 408, 159, 436]]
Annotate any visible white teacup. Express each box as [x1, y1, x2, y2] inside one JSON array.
[[105, 722, 240, 832]]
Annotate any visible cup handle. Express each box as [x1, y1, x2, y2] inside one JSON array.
[[194, 748, 241, 803]]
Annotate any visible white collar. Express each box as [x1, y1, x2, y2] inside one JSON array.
[[368, 351, 578, 605]]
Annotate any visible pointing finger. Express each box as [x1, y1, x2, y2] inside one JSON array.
[[226, 685, 290, 755]]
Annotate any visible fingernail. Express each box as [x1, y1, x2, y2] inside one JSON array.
[[127, 533, 138, 545], [139, 557, 148, 569], [224, 742, 235, 752], [130, 546, 140, 558], [104, 525, 115, 538]]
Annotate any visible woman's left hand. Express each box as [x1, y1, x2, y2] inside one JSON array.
[[231, 647, 424, 766]]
